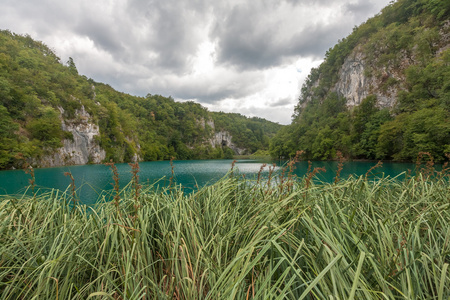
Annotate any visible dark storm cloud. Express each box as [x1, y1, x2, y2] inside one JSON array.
[[286, 23, 350, 57], [0, 0, 390, 72], [6, 0, 195, 69], [133, 69, 265, 104], [117, 0, 216, 71], [126, 1, 201, 70], [212, 18, 344, 70], [75, 20, 125, 55], [1, 0, 389, 74], [211, 0, 388, 70], [174, 82, 257, 103], [269, 97, 292, 108], [0, 0, 393, 123], [345, 1, 376, 15], [211, 2, 283, 69]]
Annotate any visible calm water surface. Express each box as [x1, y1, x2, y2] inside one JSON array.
[[0, 159, 417, 205]]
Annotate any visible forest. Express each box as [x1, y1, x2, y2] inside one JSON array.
[[0, 30, 281, 169], [1, 0, 449, 169], [1, 1, 449, 298], [270, 0, 450, 162]]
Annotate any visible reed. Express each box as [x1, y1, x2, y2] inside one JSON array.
[[0, 166, 449, 299], [105, 160, 121, 211], [64, 171, 77, 203], [365, 160, 383, 180], [333, 151, 345, 184]]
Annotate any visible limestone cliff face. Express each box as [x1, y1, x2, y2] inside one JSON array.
[[38, 105, 106, 167], [331, 48, 404, 108], [210, 131, 247, 155], [321, 21, 449, 109], [200, 118, 247, 155]]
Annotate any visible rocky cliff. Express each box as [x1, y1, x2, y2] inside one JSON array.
[[329, 20, 449, 109], [37, 106, 106, 167], [210, 131, 246, 155], [272, 0, 450, 162], [37, 113, 247, 168], [331, 49, 399, 108], [198, 117, 248, 155], [0, 30, 281, 169]]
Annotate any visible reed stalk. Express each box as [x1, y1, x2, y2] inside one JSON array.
[[0, 167, 449, 299]]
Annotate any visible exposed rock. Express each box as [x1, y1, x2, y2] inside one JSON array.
[[91, 85, 96, 100], [196, 117, 206, 129], [332, 51, 369, 106], [192, 118, 249, 155], [332, 49, 400, 108], [127, 136, 142, 162], [437, 20, 450, 55], [131, 152, 140, 162], [196, 117, 215, 132], [331, 21, 449, 109], [38, 106, 248, 167], [38, 105, 106, 167], [206, 119, 215, 130], [210, 130, 246, 155]]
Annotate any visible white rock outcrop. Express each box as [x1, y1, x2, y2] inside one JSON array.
[[39, 105, 106, 167], [210, 130, 246, 155], [332, 50, 398, 108]]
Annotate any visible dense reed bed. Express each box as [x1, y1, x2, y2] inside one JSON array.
[[0, 164, 449, 299]]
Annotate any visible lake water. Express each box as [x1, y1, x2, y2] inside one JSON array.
[[0, 159, 419, 205]]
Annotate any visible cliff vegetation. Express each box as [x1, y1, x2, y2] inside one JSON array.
[[270, 0, 450, 162], [0, 30, 282, 169]]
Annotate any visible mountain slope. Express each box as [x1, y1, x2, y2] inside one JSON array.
[[270, 0, 450, 162], [0, 30, 282, 169]]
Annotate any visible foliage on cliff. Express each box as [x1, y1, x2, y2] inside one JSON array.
[[270, 0, 450, 162], [0, 30, 282, 168]]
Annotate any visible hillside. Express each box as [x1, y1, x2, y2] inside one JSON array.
[[270, 0, 450, 162], [0, 30, 282, 169]]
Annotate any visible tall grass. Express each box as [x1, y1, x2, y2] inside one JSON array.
[[0, 167, 449, 299]]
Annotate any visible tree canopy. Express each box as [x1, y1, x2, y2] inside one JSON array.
[[271, 0, 450, 162], [0, 30, 282, 169]]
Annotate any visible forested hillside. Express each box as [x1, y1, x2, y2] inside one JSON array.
[[0, 30, 282, 169], [270, 0, 450, 162]]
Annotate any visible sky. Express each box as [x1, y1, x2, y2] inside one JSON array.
[[0, 0, 392, 124]]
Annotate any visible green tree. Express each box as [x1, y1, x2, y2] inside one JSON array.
[[0, 104, 18, 167], [26, 107, 63, 148], [67, 57, 78, 75]]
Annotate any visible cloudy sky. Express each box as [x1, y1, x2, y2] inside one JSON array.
[[1, 0, 392, 124]]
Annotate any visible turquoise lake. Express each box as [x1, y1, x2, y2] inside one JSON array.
[[0, 159, 419, 205]]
